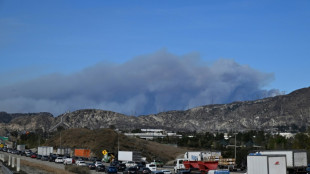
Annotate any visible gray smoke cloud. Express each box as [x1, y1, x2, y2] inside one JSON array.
[[0, 50, 280, 116]]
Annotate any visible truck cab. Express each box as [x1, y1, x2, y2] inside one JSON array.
[[174, 159, 188, 174]]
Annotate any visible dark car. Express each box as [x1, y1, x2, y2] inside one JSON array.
[[106, 166, 118, 174], [117, 163, 127, 171], [134, 163, 145, 170], [111, 160, 119, 166], [152, 171, 164, 174], [36, 154, 42, 160], [41, 155, 49, 161], [96, 164, 106, 172], [176, 169, 190, 174], [88, 163, 96, 170], [138, 167, 152, 174], [123, 167, 138, 174], [49, 154, 57, 162]]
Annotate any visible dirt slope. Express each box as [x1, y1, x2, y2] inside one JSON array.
[[45, 128, 187, 163]]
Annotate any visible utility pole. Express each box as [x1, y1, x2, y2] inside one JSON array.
[[234, 133, 236, 161], [60, 131, 62, 148]]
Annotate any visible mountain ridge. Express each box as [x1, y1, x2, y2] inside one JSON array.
[[1, 86, 310, 133]]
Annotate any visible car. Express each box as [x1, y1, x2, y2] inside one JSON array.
[[96, 164, 106, 172], [106, 166, 118, 174], [123, 167, 138, 174], [49, 154, 57, 162], [125, 161, 136, 168], [117, 163, 127, 171], [63, 157, 75, 165], [151, 171, 164, 174], [161, 170, 172, 174], [26, 151, 32, 157], [138, 167, 152, 174], [31, 153, 37, 158], [176, 169, 190, 174], [55, 157, 64, 163], [95, 161, 103, 167], [146, 164, 157, 172], [88, 163, 96, 170], [41, 155, 49, 161], [76, 160, 87, 166], [151, 160, 164, 167], [36, 154, 42, 160]]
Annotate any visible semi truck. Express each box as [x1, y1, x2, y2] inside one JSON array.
[[38, 146, 53, 156], [257, 150, 307, 174], [247, 154, 287, 174], [184, 151, 221, 161]]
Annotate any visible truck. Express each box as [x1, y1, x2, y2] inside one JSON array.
[[174, 159, 188, 173], [17, 145, 25, 151], [247, 154, 286, 174], [257, 150, 307, 174], [74, 148, 91, 158], [118, 151, 141, 162], [37, 146, 53, 156]]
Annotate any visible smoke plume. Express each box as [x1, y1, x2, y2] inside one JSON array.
[[0, 50, 280, 116]]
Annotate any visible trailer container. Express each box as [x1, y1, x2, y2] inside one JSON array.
[[74, 149, 91, 158], [17, 145, 25, 151], [258, 150, 307, 173], [118, 151, 141, 162], [38, 146, 53, 156], [57, 148, 71, 156], [247, 154, 286, 174]]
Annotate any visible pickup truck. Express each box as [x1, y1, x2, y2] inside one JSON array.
[[151, 160, 164, 167]]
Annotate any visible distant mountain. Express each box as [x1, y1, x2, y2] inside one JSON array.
[[1, 87, 310, 133]]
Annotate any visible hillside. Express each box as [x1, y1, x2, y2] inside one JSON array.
[[44, 128, 187, 163], [1, 86, 310, 133]]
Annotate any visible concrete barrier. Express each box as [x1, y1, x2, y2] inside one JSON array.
[[16, 158, 20, 172], [12, 157, 15, 168], [8, 155, 11, 166]]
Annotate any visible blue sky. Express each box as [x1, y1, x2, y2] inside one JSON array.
[[0, 1, 309, 116]]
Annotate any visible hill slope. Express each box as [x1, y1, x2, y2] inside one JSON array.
[[45, 128, 187, 163]]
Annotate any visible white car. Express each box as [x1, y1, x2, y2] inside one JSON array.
[[161, 170, 172, 174], [76, 160, 87, 166], [63, 158, 74, 165], [95, 161, 103, 167], [125, 161, 136, 168], [55, 157, 64, 163], [146, 164, 157, 171]]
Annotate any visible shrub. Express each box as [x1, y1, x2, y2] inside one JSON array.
[[65, 165, 90, 174]]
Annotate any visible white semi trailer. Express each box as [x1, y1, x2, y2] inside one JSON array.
[[17, 145, 25, 151], [118, 151, 142, 162], [247, 154, 287, 174], [38, 146, 53, 156], [258, 150, 307, 174]]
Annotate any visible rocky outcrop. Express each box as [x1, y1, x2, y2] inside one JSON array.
[[1, 87, 310, 133]]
